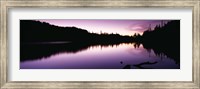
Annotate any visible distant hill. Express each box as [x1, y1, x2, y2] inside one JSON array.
[[20, 20, 134, 44], [21, 20, 90, 42]]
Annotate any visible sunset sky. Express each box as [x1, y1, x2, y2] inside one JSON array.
[[38, 20, 170, 36]]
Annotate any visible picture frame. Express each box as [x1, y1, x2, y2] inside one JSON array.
[[0, 0, 199, 89]]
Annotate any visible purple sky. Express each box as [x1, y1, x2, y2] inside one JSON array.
[[37, 19, 170, 36]]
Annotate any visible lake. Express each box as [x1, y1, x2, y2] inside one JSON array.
[[20, 42, 180, 69]]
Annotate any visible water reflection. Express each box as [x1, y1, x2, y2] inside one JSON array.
[[20, 42, 180, 69]]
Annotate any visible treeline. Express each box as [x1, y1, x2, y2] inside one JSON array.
[[134, 20, 180, 63], [20, 20, 134, 44]]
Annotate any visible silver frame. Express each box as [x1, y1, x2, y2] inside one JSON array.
[[0, 0, 199, 89]]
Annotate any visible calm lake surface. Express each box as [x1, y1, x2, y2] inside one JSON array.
[[20, 43, 180, 69]]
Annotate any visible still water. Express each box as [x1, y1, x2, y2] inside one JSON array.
[[20, 43, 180, 69]]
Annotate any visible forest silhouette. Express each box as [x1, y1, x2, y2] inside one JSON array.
[[133, 20, 180, 64], [20, 20, 180, 64]]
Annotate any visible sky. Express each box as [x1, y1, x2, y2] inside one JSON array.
[[37, 19, 170, 36]]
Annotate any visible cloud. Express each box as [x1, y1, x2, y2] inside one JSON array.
[[130, 25, 143, 31], [127, 24, 147, 32]]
